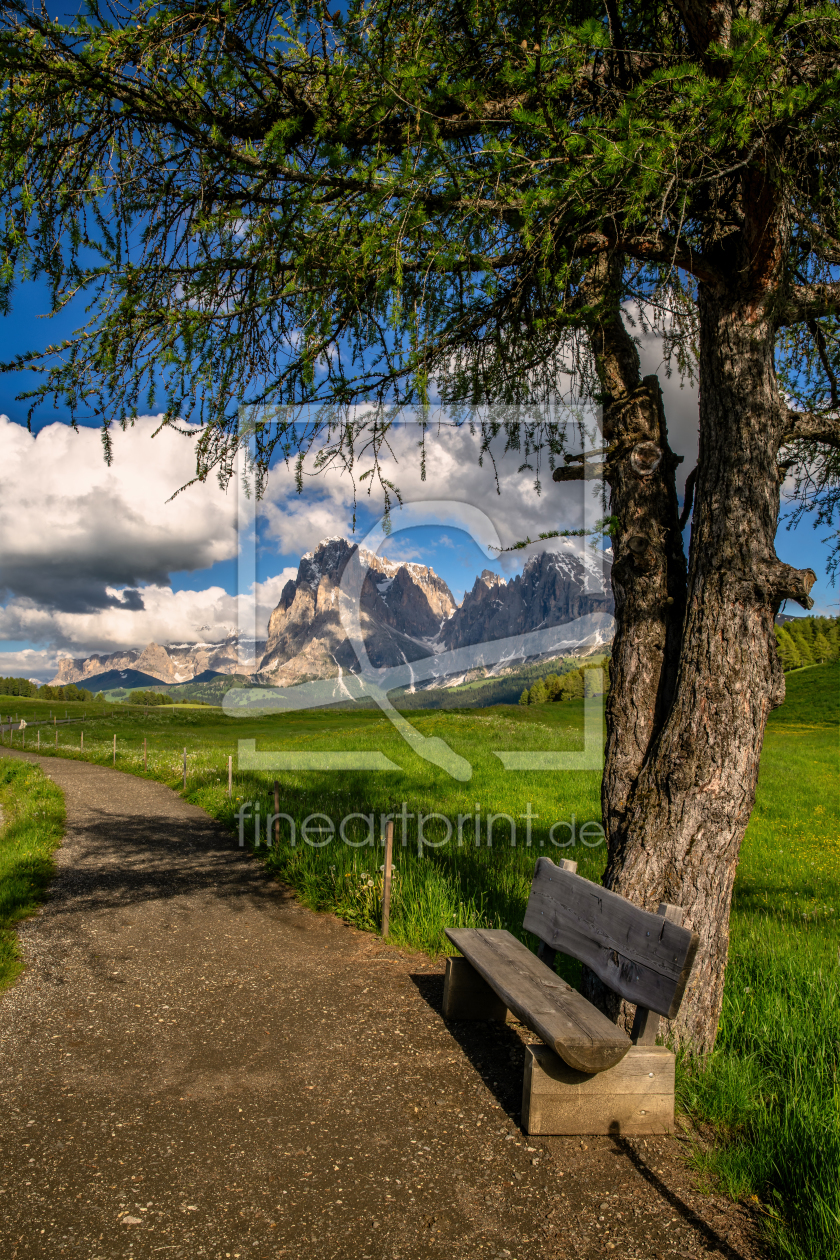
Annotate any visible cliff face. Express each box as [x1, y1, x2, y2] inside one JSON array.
[[442, 546, 614, 651], [258, 537, 458, 684]]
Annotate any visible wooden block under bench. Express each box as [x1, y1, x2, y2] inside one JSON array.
[[443, 955, 508, 1022], [522, 1044, 675, 1136]]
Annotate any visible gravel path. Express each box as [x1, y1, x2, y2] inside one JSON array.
[[0, 749, 763, 1260]]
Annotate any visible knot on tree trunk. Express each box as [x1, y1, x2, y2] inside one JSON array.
[[618, 533, 658, 574], [629, 442, 663, 476]]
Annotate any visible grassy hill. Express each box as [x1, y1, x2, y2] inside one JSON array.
[[146, 651, 604, 711], [390, 653, 607, 709], [767, 659, 839, 726]]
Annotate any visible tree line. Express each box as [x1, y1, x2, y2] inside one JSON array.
[[774, 616, 840, 672], [521, 619, 839, 704], [520, 660, 611, 706], [0, 677, 100, 703], [113, 689, 174, 707]]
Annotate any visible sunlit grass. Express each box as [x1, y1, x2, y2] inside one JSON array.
[[0, 761, 65, 989]]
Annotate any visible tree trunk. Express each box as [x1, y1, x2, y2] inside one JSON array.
[[589, 300, 688, 841], [594, 258, 816, 1051], [576, 255, 690, 1030]]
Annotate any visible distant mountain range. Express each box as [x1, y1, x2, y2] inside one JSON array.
[[51, 537, 614, 691], [50, 637, 254, 688]]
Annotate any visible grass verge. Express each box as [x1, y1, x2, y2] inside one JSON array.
[[678, 928, 840, 1260], [0, 759, 65, 990]]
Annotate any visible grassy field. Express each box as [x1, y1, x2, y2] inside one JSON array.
[[0, 760, 65, 989], [1, 697, 610, 961], [1, 665, 837, 1259]]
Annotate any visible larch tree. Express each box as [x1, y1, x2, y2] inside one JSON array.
[[1, 0, 839, 1051]]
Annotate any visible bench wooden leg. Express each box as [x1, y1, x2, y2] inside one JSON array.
[[443, 956, 508, 1022], [521, 1044, 675, 1136]]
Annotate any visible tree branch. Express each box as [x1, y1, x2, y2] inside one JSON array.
[[782, 407, 840, 449], [808, 319, 840, 410], [552, 462, 606, 481], [578, 231, 723, 287], [759, 560, 817, 611], [779, 282, 840, 326], [791, 207, 840, 265]]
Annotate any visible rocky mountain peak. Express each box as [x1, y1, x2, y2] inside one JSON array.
[[49, 634, 253, 688], [442, 543, 612, 652], [259, 538, 458, 684]]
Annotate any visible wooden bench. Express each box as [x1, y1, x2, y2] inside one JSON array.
[[443, 856, 699, 1135]]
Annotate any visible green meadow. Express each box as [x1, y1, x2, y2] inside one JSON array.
[[1, 663, 838, 1260]]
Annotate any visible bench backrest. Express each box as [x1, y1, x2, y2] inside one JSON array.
[[522, 856, 699, 1020]]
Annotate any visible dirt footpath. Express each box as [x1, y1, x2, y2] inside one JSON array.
[[0, 750, 763, 1260]]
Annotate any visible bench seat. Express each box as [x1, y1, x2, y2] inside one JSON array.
[[444, 927, 631, 1074]]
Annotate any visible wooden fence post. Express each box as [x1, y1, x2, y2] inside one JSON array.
[[381, 820, 394, 939], [183, 747, 187, 790], [80, 731, 84, 752]]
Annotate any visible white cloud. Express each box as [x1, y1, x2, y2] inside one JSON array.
[[0, 572, 296, 663], [0, 394, 668, 671], [0, 647, 61, 683], [0, 414, 238, 613], [259, 494, 352, 558], [0, 583, 234, 652], [0, 414, 302, 664], [260, 418, 596, 562]]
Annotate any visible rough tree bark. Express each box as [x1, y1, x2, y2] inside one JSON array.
[[578, 192, 817, 1053], [581, 257, 688, 839]]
